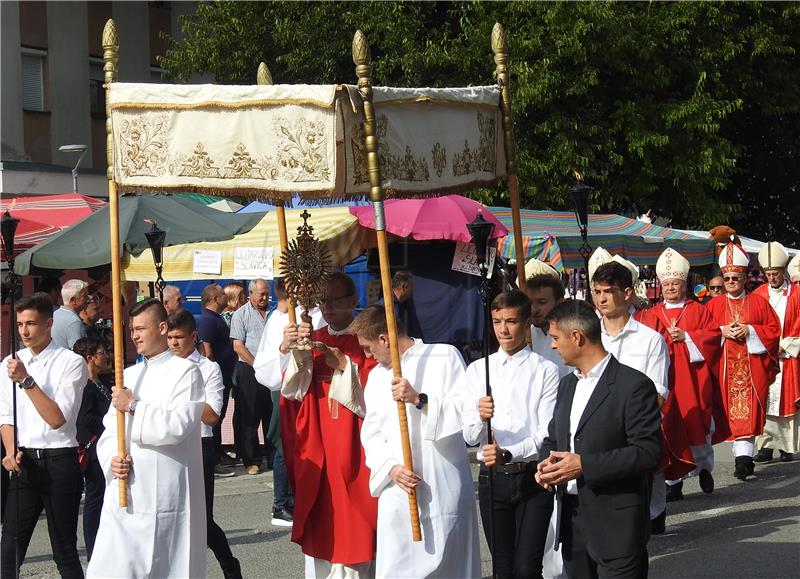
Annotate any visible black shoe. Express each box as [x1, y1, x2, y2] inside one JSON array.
[[779, 450, 794, 462], [222, 557, 243, 579], [666, 481, 684, 502], [734, 455, 755, 480], [699, 469, 714, 494], [753, 448, 774, 463], [271, 506, 293, 527], [651, 509, 666, 535]]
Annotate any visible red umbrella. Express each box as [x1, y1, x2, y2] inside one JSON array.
[[348, 194, 507, 243], [1, 193, 106, 259]]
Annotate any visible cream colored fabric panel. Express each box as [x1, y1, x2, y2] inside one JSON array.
[[109, 83, 337, 108]]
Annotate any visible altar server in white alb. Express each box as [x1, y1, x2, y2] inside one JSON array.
[[87, 299, 206, 579], [353, 305, 480, 579], [524, 259, 571, 378]]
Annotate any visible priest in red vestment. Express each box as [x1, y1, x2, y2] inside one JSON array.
[[706, 242, 781, 480], [753, 243, 800, 462], [279, 273, 378, 578], [639, 248, 721, 501]]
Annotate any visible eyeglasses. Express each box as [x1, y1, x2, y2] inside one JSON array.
[[709, 285, 724, 290], [722, 276, 742, 282], [320, 294, 354, 304]]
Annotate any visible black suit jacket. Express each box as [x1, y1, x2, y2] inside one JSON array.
[[540, 355, 662, 560]]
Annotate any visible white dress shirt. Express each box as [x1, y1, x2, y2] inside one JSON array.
[[567, 353, 612, 494], [189, 349, 222, 438], [531, 324, 572, 378], [601, 315, 670, 399], [0, 340, 88, 448], [463, 346, 560, 463]]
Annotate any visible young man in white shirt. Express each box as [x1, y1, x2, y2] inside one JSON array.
[[167, 309, 243, 579], [1, 292, 87, 578], [526, 270, 571, 378], [463, 290, 560, 578]]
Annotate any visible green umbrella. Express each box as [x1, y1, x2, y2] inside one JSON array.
[[14, 195, 265, 275]]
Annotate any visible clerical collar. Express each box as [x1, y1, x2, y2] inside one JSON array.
[[726, 291, 746, 300], [768, 281, 788, 295], [326, 325, 350, 336], [664, 300, 685, 309]]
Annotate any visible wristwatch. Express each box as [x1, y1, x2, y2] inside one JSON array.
[[415, 393, 428, 410], [502, 449, 513, 464], [128, 400, 138, 415], [19, 375, 35, 390]]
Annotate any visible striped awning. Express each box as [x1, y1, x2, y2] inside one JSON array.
[[122, 206, 375, 281], [492, 208, 716, 270]]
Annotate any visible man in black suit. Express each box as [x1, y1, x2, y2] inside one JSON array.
[[536, 299, 662, 579]]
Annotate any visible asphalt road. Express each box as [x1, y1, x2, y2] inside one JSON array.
[[9, 443, 800, 578]]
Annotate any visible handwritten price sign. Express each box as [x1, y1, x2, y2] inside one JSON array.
[[451, 241, 495, 278]]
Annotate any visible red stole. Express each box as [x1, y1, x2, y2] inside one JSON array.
[[705, 293, 781, 441], [280, 327, 378, 565]]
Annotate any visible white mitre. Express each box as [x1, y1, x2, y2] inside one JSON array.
[[656, 247, 690, 282], [525, 258, 560, 280], [588, 247, 613, 282], [612, 254, 640, 284], [718, 242, 749, 274], [787, 253, 800, 282], [757, 241, 790, 270]]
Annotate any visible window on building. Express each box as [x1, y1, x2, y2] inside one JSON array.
[[21, 50, 45, 112], [89, 59, 106, 116]]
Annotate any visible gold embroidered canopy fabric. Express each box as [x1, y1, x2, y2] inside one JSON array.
[[108, 83, 506, 200]]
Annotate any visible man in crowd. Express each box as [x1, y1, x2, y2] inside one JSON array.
[[525, 259, 571, 377], [463, 290, 560, 578], [230, 278, 272, 476], [707, 276, 726, 299], [536, 299, 662, 579], [88, 299, 206, 578], [1, 293, 87, 579], [278, 273, 377, 577], [706, 242, 781, 480], [162, 284, 185, 315], [638, 248, 720, 501], [753, 242, 799, 462], [167, 310, 242, 578], [197, 283, 237, 475], [592, 261, 671, 533], [52, 279, 89, 349], [38, 278, 62, 309], [355, 304, 480, 578], [390, 270, 424, 340], [79, 294, 105, 343]]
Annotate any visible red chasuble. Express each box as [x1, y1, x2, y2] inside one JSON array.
[[280, 327, 378, 565], [705, 293, 781, 441], [753, 283, 800, 416]]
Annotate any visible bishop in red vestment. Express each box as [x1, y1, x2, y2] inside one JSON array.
[[706, 243, 781, 480]]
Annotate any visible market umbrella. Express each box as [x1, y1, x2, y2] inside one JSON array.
[[208, 199, 244, 212], [13, 195, 263, 275], [0, 194, 106, 259], [348, 194, 507, 242]]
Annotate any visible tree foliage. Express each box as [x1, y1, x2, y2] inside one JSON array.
[[160, 1, 799, 244]]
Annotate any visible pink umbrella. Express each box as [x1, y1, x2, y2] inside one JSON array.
[[348, 194, 507, 242]]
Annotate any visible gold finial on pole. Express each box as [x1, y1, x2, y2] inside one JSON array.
[[491, 22, 526, 293], [256, 62, 273, 86], [352, 29, 422, 543], [103, 18, 127, 508]]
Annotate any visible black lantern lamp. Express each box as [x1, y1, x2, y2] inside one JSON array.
[[1, 210, 20, 268], [144, 219, 167, 300], [467, 210, 496, 273], [568, 172, 594, 299]]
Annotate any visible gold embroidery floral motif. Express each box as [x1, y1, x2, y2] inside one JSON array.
[[452, 111, 496, 176], [223, 143, 262, 179], [728, 352, 752, 421], [177, 143, 221, 178], [350, 115, 429, 184], [118, 114, 169, 178], [432, 142, 447, 178], [274, 117, 330, 183]]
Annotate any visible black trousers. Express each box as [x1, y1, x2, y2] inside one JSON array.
[[213, 372, 235, 459], [82, 448, 105, 561], [233, 362, 272, 467], [561, 494, 649, 579], [0, 448, 84, 579], [479, 465, 554, 579], [202, 437, 241, 577]]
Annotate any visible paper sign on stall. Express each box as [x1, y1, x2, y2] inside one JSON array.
[[193, 250, 222, 275], [451, 241, 495, 278], [233, 247, 274, 279]]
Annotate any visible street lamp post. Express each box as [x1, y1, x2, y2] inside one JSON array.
[[144, 219, 167, 300], [466, 210, 498, 579], [58, 144, 88, 194], [568, 175, 594, 300]]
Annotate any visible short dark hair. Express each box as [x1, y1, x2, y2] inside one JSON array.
[[200, 283, 221, 307], [38, 277, 62, 295], [167, 309, 196, 333], [15, 292, 53, 318], [526, 274, 565, 301], [392, 270, 413, 288], [546, 299, 602, 344], [592, 262, 632, 290], [73, 336, 105, 361], [129, 298, 168, 323], [274, 278, 287, 300], [348, 304, 406, 340], [490, 290, 531, 318], [328, 272, 356, 298]]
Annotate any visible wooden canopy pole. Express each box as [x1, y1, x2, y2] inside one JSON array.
[[102, 19, 127, 507], [353, 30, 422, 542], [256, 62, 297, 325], [492, 23, 526, 293]]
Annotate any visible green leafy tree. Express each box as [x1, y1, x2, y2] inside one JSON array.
[[160, 1, 799, 244]]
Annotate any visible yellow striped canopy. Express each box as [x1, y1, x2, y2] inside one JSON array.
[[122, 206, 374, 281]]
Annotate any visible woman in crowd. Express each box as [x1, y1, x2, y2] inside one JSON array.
[[222, 282, 247, 327]]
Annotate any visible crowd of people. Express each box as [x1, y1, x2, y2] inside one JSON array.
[[0, 239, 797, 578]]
